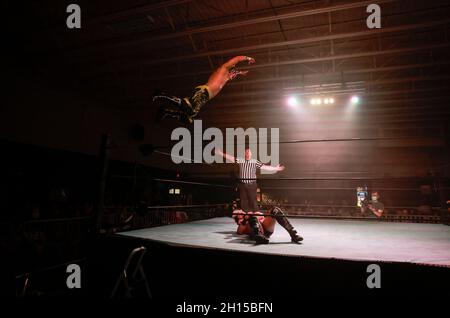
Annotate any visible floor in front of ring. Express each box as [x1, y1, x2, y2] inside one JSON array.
[[117, 217, 450, 267]]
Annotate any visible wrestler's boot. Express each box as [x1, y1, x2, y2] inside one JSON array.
[[155, 105, 191, 124], [270, 207, 303, 242], [153, 91, 193, 124], [248, 216, 269, 245], [153, 91, 182, 107]]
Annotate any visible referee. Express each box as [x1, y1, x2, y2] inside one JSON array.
[[216, 148, 285, 212]]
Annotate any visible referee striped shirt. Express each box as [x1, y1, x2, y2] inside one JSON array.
[[235, 158, 263, 183]]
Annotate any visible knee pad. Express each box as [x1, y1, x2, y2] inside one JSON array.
[[248, 216, 264, 236]]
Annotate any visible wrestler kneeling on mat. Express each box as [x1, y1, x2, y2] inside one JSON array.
[[232, 207, 303, 245], [153, 55, 255, 124]]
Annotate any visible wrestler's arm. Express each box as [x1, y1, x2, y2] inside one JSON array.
[[222, 56, 255, 70], [206, 56, 255, 98]]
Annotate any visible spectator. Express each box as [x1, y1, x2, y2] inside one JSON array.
[[361, 191, 385, 218]]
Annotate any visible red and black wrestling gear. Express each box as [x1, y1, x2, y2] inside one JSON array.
[[152, 85, 211, 124], [248, 215, 269, 245]]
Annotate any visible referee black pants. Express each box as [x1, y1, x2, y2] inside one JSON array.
[[238, 182, 258, 212]]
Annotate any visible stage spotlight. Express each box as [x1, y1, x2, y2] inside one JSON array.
[[310, 98, 316, 105], [351, 95, 360, 104], [316, 98, 322, 105], [324, 98, 329, 104], [287, 96, 298, 107], [329, 98, 335, 104]]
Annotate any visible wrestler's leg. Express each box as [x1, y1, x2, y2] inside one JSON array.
[[181, 85, 211, 118], [248, 216, 269, 245], [270, 206, 303, 243], [153, 85, 210, 123], [155, 104, 191, 123], [153, 91, 192, 124], [261, 216, 276, 238]]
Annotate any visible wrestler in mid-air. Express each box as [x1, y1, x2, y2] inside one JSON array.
[[153, 55, 255, 123]]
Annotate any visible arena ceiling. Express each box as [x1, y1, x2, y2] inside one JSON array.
[[7, 0, 450, 175]]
